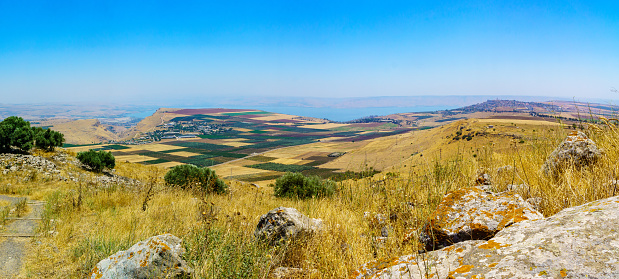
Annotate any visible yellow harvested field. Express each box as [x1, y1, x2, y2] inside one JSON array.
[[233, 128, 253, 132], [263, 149, 305, 158], [115, 155, 158, 163], [154, 161, 184, 168], [211, 165, 271, 178], [221, 138, 249, 142], [270, 158, 305, 165], [478, 118, 561, 126], [263, 122, 294, 126], [135, 144, 185, 152], [167, 151, 203, 157], [217, 141, 253, 147], [298, 123, 350, 129], [253, 114, 297, 121], [317, 137, 346, 142], [67, 145, 106, 152]]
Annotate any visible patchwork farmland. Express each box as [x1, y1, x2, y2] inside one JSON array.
[[68, 108, 413, 184]]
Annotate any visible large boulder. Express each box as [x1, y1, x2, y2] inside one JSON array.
[[89, 234, 192, 279], [417, 187, 543, 251], [254, 207, 322, 246], [541, 131, 601, 176], [352, 195, 619, 278]]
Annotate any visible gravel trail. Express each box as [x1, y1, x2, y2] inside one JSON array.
[[0, 196, 44, 278]]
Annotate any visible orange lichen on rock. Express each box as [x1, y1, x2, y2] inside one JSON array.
[[418, 186, 542, 251], [478, 240, 510, 250]]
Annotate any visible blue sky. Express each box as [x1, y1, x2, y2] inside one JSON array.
[[0, 1, 618, 103]]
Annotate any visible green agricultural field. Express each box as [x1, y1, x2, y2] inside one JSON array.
[[247, 162, 316, 172], [72, 108, 414, 183]]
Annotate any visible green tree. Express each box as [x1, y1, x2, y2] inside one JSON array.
[[33, 127, 65, 151], [273, 172, 335, 199], [0, 116, 35, 153], [164, 164, 227, 194], [76, 150, 115, 172]]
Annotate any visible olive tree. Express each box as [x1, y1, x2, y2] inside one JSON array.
[[0, 116, 35, 153]]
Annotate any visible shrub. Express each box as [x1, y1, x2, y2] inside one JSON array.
[[77, 150, 115, 172], [0, 116, 35, 153], [164, 164, 227, 194], [33, 127, 65, 151], [273, 172, 335, 199]]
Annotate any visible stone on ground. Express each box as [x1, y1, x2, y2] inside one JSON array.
[[541, 131, 601, 176], [89, 234, 192, 279], [417, 187, 543, 251], [353, 195, 619, 278], [270, 267, 318, 279], [255, 207, 322, 246]]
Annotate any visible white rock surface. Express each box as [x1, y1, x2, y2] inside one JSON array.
[[416, 187, 543, 251], [89, 234, 192, 279], [354, 195, 619, 278], [255, 207, 322, 245], [541, 131, 601, 176]]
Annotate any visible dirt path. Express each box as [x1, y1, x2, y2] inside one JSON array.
[[0, 196, 44, 278]]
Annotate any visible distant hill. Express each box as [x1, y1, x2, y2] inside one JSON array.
[[41, 119, 119, 144], [121, 108, 183, 139]]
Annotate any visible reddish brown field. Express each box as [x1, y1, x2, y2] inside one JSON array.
[[172, 108, 259, 115]]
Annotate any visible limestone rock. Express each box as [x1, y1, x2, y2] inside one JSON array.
[[475, 172, 491, 186], [254, 207, 322, 245], [541, 131, 601, 176], [418, 187, 543, 251], [353, 195, 619, 278], [270, 267, 318, 279], [89, 234, 192, 279]]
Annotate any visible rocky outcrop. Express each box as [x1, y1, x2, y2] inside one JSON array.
[[89, 234, 192, 279], [353, 195, 619, 278], [255, 207, 322, 246], [541, 131, 601, 176], [417, 187, 543, 251], [93, 172, 143, 189], [0, 153, 59, 175]]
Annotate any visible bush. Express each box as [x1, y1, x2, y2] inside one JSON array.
[[77, 150, 115, 172], [273, 172, 335, 199], [164, 164, 227, 194], [0, 116, 35, 153], [33, 127, 65, 151]]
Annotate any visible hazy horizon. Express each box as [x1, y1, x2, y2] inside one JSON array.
[[1, 1, 618, 103]]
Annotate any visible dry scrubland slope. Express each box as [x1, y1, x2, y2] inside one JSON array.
[[322, 118, 558, 173], [41, 119, 119, 145], [2, 117, 618, 278]]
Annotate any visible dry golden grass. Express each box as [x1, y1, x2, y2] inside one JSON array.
[[477, 118, 561, 126], [49, 119, 120, 145], [7, 116, 619, 278]]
